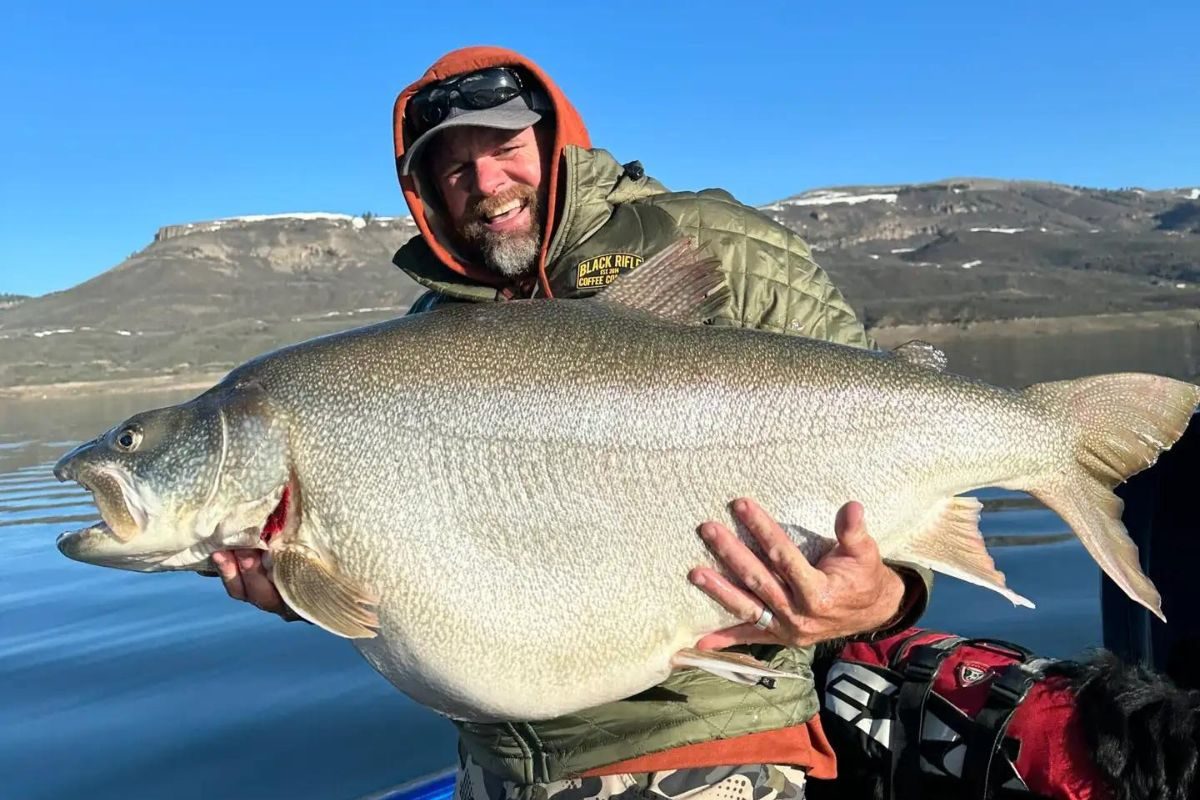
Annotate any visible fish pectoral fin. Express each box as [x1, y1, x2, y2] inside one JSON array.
[[901, 496, 1035, 609], [271, 543, 379, 639], [670, 648, 800, 689]]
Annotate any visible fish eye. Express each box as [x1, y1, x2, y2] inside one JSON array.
[[113, 427, 142, 452]]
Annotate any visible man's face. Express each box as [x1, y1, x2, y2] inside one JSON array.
[[429, 125, 551, 279]]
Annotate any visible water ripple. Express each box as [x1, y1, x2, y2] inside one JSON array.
[[0, 474, 57, 488], [0, 494, 93, 513], [0, 511, 100, 529]]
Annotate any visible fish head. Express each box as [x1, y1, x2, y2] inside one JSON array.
[[53, 382, 291, 573]]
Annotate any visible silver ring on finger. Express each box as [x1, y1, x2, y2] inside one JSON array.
[[753, 607, 774, 631]]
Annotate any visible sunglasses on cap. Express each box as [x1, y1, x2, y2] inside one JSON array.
[[407, 67, 540, 138]]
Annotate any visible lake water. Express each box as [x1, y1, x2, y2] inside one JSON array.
[[3, 325, 1193, 800]]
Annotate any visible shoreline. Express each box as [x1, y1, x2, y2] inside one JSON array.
[[0, 372, 229, 401], [3, 309, 1199, 399], [870, 308, 1200, 347]]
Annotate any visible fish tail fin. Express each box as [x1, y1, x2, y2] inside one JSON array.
[[1023, 374, 1200, 622]]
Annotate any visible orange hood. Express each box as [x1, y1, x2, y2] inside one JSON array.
[[393, 46, 591, 298]]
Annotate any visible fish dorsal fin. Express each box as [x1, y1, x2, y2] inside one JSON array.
[[596, 238, 730, 324], [892, 340, 948, 372]]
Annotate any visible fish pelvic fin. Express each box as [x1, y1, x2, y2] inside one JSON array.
[[671, 648, 801, 689], [271, 543, 380, 638], [901, 495, 1035, 609], [1023, 374, 1200, 623], [596, 238, 730, 324]]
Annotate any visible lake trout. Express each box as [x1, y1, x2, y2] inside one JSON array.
[[53, 240, 1200, 722]]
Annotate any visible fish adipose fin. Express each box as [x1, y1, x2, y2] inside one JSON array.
[[892, 340, 948, 372], [671, 648, 801, 688], [1023, 374, 1200, 623], [597, 238, 730, 324], [902, 495, 1035, 609], [271, 543, 379, 638]]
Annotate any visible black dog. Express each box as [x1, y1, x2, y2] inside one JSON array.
[[806, 640, 1200, 800], [1048, 652, 1200, 800]]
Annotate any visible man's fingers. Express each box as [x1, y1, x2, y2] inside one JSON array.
[[689, 567, 779, 630], [234, 549, 285, 613], [212, 550, 246, 602], [732, 498, 822, 591], [698, 521, 792, 611]]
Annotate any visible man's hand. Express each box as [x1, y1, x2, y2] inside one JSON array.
[[210, 549, 300, 620], [689, 498, 907, 650]]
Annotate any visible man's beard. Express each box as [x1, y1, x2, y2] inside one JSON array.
[[458, 185, 542, 279]]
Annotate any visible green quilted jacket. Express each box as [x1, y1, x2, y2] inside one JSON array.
[[397, 145, 871, 350]]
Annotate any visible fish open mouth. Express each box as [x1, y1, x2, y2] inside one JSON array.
[[57, 474, 301, 573], [71, 467, 150, 543], [55, 463, 153, 566]]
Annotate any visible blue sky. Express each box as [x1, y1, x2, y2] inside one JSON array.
[[2, 1, 1198, 296]]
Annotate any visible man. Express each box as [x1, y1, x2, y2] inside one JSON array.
[[213, 46, 931, 800]]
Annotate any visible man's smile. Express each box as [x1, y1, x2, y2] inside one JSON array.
[[482, 198, 531, 232]]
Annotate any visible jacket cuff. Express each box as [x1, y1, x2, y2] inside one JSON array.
[[856, 560, 932, 641]]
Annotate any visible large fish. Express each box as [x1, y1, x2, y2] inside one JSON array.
[[54, 241, 1199, 723]]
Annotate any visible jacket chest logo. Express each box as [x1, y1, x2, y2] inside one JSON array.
[[575, 252, 643, 289]]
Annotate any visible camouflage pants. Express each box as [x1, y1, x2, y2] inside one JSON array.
[[455, 753, 806, 800]]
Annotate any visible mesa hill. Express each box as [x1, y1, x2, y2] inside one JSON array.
[[3, 180, 1199, 387]]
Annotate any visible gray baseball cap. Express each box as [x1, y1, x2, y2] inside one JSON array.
[[399, 90, 549, 177]]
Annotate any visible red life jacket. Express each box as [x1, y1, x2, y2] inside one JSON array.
[[820, 628, 1110, 800]]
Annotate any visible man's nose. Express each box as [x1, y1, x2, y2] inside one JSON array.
[[474, 158, 509, 196]]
